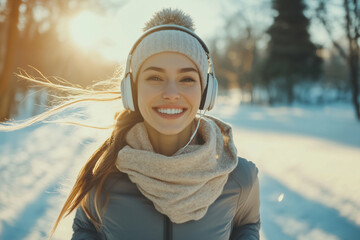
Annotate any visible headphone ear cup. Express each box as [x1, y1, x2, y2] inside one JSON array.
[[199, 74, 209, 110], [200, 73, 218, 111], [207, 74, 218, 111], [121, 73, 135, 111]]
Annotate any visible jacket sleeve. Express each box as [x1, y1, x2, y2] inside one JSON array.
[[230, 159, 261, 240], [71, 206, 100, 240]]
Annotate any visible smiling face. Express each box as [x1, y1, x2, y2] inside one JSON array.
[[136, 52, 202, 136]]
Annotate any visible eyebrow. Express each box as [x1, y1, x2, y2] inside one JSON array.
[[142, 66, 198, 73]]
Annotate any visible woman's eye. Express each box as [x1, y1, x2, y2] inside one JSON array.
[[181, 78, 195, 83], [147, 76, 163, 81]]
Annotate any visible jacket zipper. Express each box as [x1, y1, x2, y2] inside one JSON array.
[[164, 215, 173, 240]]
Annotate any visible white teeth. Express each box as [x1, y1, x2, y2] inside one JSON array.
[[157, 108, 184, 115]]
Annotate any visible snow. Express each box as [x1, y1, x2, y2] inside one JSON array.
[[0, 89, 359, 239]]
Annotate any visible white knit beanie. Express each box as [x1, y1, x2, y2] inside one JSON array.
[[130, 9, 209, 91]]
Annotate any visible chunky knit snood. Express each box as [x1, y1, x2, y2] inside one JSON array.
[[115, 115, 238, 223]]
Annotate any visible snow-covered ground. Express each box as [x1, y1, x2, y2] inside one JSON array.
[[0, 90, 359, 240]]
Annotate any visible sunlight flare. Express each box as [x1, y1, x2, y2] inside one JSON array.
[[69, 11, 104, 49], [278, 193, 285, 202]]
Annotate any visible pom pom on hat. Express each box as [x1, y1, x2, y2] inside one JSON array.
[[131, 8, 209, 91], [143, 8, 195, 32]]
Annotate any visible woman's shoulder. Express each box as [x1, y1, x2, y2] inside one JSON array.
[[87, 171, 134, 198], [103, 171, 133, 191], [229, 157, 259, 189]]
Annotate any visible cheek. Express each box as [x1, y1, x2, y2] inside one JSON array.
[[137, 84, 158, 114], [186, 86, 202, 109], [137, 85, 149, 109]]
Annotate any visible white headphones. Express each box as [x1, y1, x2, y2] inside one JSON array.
[[121, 24, 218, 112]]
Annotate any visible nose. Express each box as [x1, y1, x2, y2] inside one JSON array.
[[162, 81, 180, 101]]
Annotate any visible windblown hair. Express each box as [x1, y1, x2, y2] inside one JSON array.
[[0, 67, 123, 131]]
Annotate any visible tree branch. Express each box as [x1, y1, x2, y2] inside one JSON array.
[[315, 0, 348, 60]]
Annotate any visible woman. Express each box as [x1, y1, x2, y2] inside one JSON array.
[[8, 8, 260, 240]]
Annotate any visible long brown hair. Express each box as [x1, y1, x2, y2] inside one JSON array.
[[51, 109, 143, 237], [0, 67, 143, 238]]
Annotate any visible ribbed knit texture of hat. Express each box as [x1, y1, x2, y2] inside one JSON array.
[[130, 29, 209, 91]]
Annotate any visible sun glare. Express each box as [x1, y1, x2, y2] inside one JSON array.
[[69, 11, 104, 49]]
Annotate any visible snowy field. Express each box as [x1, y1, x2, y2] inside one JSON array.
[[0, 90, 360, 240]]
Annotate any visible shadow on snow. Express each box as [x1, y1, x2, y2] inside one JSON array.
[[260, 173, 360, 240]]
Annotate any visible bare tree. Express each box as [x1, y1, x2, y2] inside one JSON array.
[[215, 3, 270, 104], [316, 0, 360, 120], [0, 0, 21, 121]]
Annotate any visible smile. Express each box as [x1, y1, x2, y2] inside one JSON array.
[[153, 107, 187, 119], [157, 108, 184, 114]]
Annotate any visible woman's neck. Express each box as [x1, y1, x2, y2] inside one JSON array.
[[144, 121, 194, 156]]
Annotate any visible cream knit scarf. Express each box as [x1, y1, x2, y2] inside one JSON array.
[[115, 115, 238, 223]]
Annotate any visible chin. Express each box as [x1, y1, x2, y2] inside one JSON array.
[[154, 125, 185, 136]]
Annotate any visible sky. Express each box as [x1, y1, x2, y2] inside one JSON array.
[[69, 0, 238, 63]]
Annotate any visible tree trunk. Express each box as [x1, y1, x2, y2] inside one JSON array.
[[349, 41, 360, 119], [0, 0, 21, 121], [344, 0, 360, 120]]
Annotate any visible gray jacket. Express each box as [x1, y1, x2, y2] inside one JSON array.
[[71, 157, 260, 240]]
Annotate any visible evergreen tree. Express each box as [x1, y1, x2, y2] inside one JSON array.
[[263, 0, 322, 103]]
